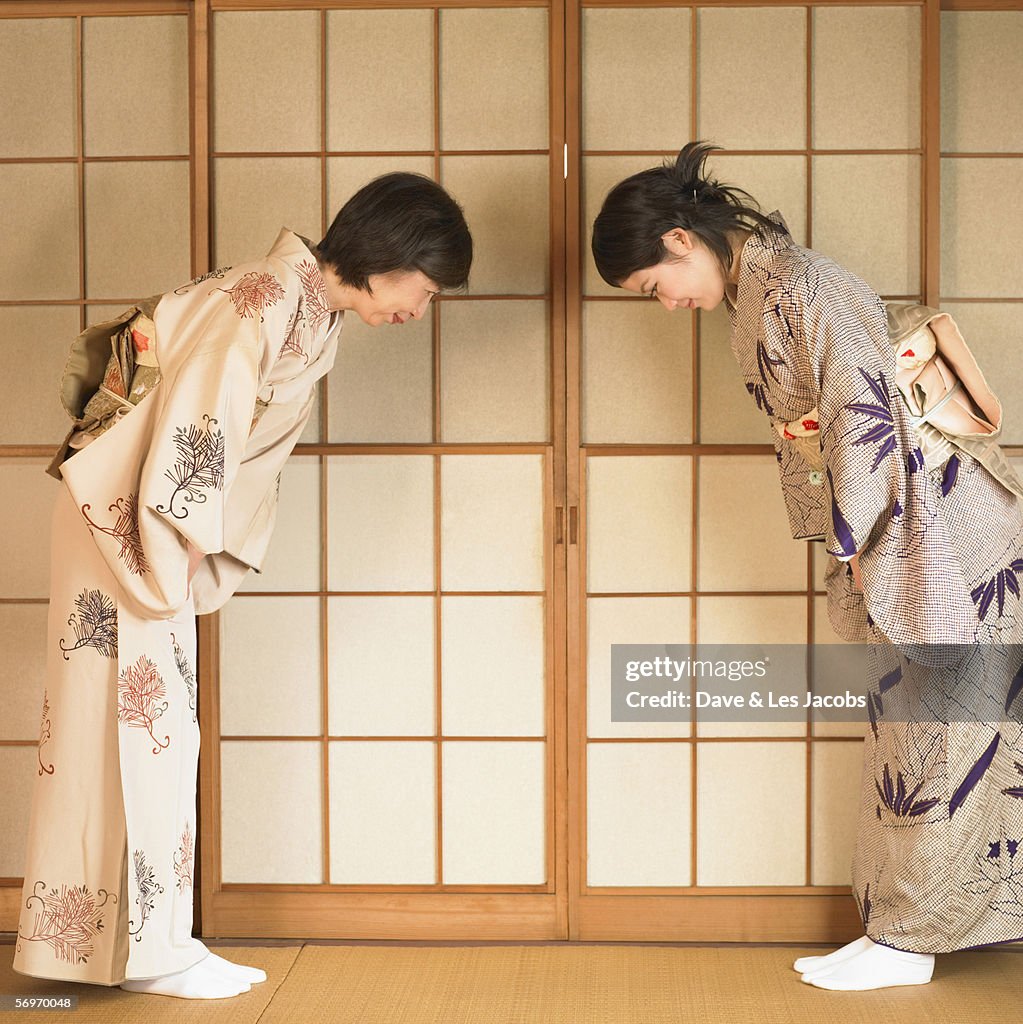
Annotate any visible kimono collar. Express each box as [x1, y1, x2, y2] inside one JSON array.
[[727, 210, 795, 331], [267, 226, 329, 285]]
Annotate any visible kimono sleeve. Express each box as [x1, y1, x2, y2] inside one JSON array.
[[135, 325, 261, 615], [798, 262, 979, 647]]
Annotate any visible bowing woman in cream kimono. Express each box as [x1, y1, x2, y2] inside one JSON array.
[[14, 173, 472, 1000], [592, 142, 1023, 991]]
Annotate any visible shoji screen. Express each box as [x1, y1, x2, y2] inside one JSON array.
[[202, 3, 565, 939], [570, 2, 927, 940], [940, 9, 1023, 446], [0, 8, 193, 930]]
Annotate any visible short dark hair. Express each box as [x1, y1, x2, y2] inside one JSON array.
[[591, 140, 779, 286], [317, 172, 472, 292]]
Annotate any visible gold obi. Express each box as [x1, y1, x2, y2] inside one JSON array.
[[47, 295, 163, 480]]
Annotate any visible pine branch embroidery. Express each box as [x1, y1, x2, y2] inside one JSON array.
[[156, 414, 225, 520], [175, 266, 231, 295], [17, 881, 115, 965], [117, 655, 170, 754], [171, 632, 197, 722], [59, 589, 117, 661], [80, 495, 150, 576], [128, 850, 164, 942], [297, 259, 329, 331], [278, 306, 309, 363], [174, 822, 194, 893], [213, 271, 285, 321], [38, 690, 53, 777]]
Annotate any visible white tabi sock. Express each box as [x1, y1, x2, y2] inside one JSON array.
[[800, 941, 935, 990], [119, 956, 250, 999], [202, 949, 267, 984], [792, 934, 873, 973]]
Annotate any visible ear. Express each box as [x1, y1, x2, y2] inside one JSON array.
[[660, 227, 694, 257]]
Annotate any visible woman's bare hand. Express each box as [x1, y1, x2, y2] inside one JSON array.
[[186, 542, 205, 584], [849, 552, 863, 592]]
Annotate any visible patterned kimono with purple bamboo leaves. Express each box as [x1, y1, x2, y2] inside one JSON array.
[[728, 212, 1023, 953], [14, 228, 341, 984]]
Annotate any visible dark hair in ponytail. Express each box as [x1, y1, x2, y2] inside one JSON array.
[[591, 141, 779, 287]]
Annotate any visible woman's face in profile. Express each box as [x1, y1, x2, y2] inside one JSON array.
[[618, 228, 728, 312], [351, 270, 440, 327]]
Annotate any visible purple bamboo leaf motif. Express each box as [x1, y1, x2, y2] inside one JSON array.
[[1001, 761, 1023, 800], [879, 666, 902, 694], [907, 447, 925, 474], [972, 561, 1023, 621], [825, 465, 857, 558], [950, 732, 1001, 818], [875, 763, 941, 818], [756, 339, 785, 386], [1005, 663, 1023, 717], [845, 369, 897, 472], [868, 692, 879, 739], [941, 454, 960, 496]]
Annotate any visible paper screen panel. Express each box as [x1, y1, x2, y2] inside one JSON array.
[[325, 9, 433, 153], [238, 457, 320, 593], [0, 604, 48, 740], [329, 741, 435, 883], [441, 741, 545, 884], [586, 456, 692, 594], [698, 306, 777, 444], [439, 8, 548, 152], [0, 747, 37, 876], [439, 301, 549, 444], [326, 455, 435, 592], [213, 10, 319, 154], [440, 455, 544, 592], [697, 455, 806, 593], [586, 742, 691, 887], [810, 739, 865, 886], [0, 18, 75, 158], [705, 154, 807, 247], [697, 6, 806, 151], [941, 160, 1023, 299], [220, 597, 321, 737], [442, 156, 549, 296], [441, 596, 545, 737], [85, 160, 191, 298], [83, 15, 188, 157], [812, 155, 921, 298], [220, 740, 322, 883], [582, 7, 691, 152], [695, 595, 807, 739], [213, 157, 320, 270], [941, 11, 1023, 154], [812, 6, 920, 151], [0, 163, 79, 301], [696, 741, 806, 885], [586, 597, 692, 740], [0, 306, 83, 445], [328, 314, 433, 443], [582, 302, 692, 444], [327, 596, 435, 737], [0, 460, 57, 599]]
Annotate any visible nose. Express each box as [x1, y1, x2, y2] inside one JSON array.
[[658, 294, 678, 311], [411, 293, 434, 320]]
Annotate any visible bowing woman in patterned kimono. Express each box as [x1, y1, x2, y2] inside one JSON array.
[[14, 173, 472, 1000], [592, 141, 1023, 991]]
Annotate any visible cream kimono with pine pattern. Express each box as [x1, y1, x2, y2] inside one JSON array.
[[14, 228, 341, 984]]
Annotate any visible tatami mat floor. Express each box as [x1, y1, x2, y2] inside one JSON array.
[[2, 939, 1018, 1023]]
